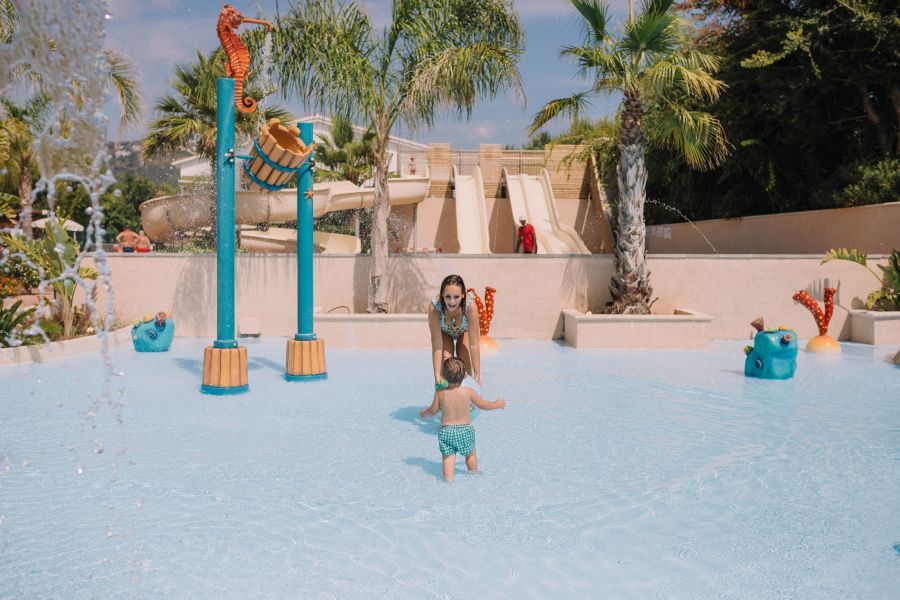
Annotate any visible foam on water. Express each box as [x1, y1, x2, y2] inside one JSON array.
[[1, 339, 898, 598]]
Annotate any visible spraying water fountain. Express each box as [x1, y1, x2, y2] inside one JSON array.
[[200, 4, 323, 395]]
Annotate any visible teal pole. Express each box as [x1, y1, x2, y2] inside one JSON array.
[[295, 122, 316, 341], [214, 77, 238, 350]]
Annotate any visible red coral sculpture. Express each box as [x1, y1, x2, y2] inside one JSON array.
[[467, 286, 496, 336], [792, 287, 841, 354], [792, 288, 835, 336]]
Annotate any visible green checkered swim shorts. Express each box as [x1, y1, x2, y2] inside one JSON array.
[[438, 424, 476, 456]]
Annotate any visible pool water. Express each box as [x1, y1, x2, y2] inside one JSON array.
[[1, 338, 898, 598]]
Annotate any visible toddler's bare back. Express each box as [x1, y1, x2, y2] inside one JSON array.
[[438, 387, 473, 425]]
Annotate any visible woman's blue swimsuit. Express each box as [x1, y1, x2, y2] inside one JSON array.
[[432, 293, 473, 340]]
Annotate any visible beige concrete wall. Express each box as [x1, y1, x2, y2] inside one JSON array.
[[647, 202, 900, 254], [563, 308, 713, 348], [94, 254, 892, 343]]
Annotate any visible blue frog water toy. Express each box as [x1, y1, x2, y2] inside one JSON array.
[[744, 317, 798, 380], [132, 312, 175, 352]]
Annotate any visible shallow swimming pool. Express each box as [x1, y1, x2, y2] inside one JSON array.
[[1, 338, 898, 598]]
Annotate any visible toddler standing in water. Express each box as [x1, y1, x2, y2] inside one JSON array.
[[420, 357, 506, 481]]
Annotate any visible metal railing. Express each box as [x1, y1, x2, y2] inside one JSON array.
[[500, 150, 545, 176], [451, 150, 480, 177]]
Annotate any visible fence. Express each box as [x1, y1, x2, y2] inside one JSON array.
[[500, 150, 545, 176], [449, 150, 478, 176]]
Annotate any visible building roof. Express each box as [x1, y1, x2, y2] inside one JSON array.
[[295, 114, 428, 150]]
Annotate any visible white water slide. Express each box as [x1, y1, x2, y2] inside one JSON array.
[[452, 165, 492, 254], [139, 176, 430, 252], [502, 168, 590, 254]]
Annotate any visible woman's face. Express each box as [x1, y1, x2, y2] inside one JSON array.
[[442, 284, 464, 311]]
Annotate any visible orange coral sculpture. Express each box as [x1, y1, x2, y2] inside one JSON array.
[[468, 286, 497, 353], [468, 287, 496, 335], [792, 288, 841, 353]]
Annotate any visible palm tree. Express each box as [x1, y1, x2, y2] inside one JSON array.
[[530, 0, 728, 314], [314, 115, 376, 185], [275, 0, 524, 312], [0, 95, 48, 238], [142, 48, 289, 163]]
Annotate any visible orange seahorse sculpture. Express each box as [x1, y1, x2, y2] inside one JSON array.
[[216, 4, 273, 114], [468, 287, 498, 353]]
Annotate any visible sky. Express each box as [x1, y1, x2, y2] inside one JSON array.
[[103, 0, 632, 149]]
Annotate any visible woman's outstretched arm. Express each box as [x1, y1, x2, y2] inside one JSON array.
[[466, 303, 482, 384], [427, 303, 445, 385]]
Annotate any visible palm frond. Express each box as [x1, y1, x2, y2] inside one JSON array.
[[0, 192, 18, 222], [399, 42, 523, 128], [639, 0, 675, 18], [274, 0, 378, 121], [0, 0, 17, 44], [642, 55, 725, 103], [570, 0, 611, 45], [103, 50, 144, 141], [646, 102, 729, 170], [528, 92, 591, 135], [561, 45, 627, 82], [621, 3, 678, 63]]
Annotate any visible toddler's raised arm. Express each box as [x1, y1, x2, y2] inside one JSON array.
[[469, 389, 506, 410]]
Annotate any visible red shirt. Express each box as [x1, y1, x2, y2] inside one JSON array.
[[517, 224, 536, 253]]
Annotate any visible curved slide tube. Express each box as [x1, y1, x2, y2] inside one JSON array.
[[502, 168, 590, 254], [140, 176, 430, 251], [452, 165, 492, 254]]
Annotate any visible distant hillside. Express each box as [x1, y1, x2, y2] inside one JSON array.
[[108, 141, 185, 186]]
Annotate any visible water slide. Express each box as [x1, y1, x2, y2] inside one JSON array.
[[139, 176, 430, 252], [451, 165, 491, 254], [502, 168, 590, 254]]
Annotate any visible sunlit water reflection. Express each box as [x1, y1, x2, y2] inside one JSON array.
[[1, 339, 898, 598]]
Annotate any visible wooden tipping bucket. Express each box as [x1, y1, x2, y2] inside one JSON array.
[[243, 118, 314, 191]]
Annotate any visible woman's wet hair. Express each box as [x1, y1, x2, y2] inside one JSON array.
[[439, 274, 467, 314], [441, 357, 466, 385]]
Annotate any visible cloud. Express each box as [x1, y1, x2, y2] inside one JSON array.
[[469, 122, 498, 142]]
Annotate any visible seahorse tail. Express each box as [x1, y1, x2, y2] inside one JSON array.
[[234, 80, 256, 114], [238, 94, 256, 114]]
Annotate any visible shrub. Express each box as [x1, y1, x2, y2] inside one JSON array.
[[0, 300, 37, 346], [822, 248, 900, 311], [835, 159, 900, 207]]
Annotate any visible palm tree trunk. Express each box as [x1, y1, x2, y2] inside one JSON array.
[[61, 293, 74, 340], [368, 139, 390, 313], [608, 92, 653, 314], [19, 165, 33, 239]]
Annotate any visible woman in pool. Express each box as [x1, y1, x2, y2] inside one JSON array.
[[428, 274, 482, 388]]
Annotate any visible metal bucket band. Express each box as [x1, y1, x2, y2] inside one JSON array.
[[242, 161, 287, 191]]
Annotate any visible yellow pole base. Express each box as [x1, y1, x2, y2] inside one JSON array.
[[286, 338, 327, 380], [202, 346, 249, 394], [805, 335, 841, 354]]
